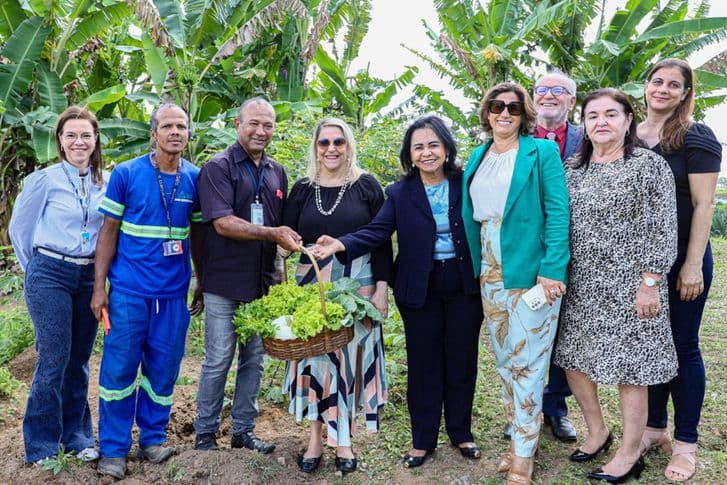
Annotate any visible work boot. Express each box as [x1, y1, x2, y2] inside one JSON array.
[[98, 457, 126, 479], [137, 445, 174, 463]]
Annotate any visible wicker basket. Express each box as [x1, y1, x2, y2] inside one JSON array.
[[262, 246, 354, 360]]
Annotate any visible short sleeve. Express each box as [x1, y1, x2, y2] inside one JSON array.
[[99, 164, 128, 219], [685, 123, 722, 174], [188, 164, 203, 223], [283, 178, 309, 231], [198, 159, 236, 223]]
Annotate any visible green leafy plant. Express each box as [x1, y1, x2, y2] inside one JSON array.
[[40, 447, 78, 475], [0, 308, 34, 365], [233, 277, 382, 344], [165, 459, 185, 483], [0, 366, 22, 398]]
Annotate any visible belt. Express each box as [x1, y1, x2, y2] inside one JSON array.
[[37, 247, 95, 266]]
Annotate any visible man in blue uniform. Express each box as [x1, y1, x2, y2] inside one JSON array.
[[91, 104, 204, 479]]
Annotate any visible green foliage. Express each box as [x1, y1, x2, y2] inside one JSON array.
[[712, 203, 727, 238], [0, 366, 22, 398], [165, 459, 185, 483], [40, 446, 78, 475], [412, 0, 727, 132], [233, 277, 383, 344], [0, 307, 34, 365]]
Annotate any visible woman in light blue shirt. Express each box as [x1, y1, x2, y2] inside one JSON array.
[[9, 105, 107, 464]]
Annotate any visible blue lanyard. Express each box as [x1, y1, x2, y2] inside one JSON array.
[[60, 162, 90, 233], [151, 152, 182, 239], [243, 161, 265, 203]]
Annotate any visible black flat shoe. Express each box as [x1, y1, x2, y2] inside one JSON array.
[[335, 456, 357, 473], [297, 454, 322, 473], [403, 450, 435, 468], [570, 432, 614, 462], [456, 444, 482, 459], [587, 456, 645, 483]]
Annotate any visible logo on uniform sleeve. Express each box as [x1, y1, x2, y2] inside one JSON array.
[[276, 189, 283, 199]]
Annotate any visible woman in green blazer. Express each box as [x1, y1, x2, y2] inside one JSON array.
[[462, 82, 570, 485]]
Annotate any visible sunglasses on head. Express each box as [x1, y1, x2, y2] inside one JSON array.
[[487, 99, 523, 116], [534, 85, 570, 96], [317, 137, 347, 148]]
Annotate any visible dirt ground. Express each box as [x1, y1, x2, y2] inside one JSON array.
[[0, 345, 482, 485]]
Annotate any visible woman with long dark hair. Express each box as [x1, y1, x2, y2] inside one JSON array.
[[10, 105, 106, 464], [637, 59, 722, 482]]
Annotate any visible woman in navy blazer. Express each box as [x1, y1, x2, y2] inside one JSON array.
[[314, 116, 484, 467]]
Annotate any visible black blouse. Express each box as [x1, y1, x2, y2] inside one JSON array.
[[283, 173, 393, 283], [651, 123, 722, 242]]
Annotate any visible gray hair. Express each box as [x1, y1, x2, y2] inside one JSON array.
[[238, 97, 275, 122], [535, 69, 577, 96], [150, 103, 188, 132]]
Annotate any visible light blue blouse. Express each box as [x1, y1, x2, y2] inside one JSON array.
[[9, 161, 107, 271], [424, 179, 455, 260]]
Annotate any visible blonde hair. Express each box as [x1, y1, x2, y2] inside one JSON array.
[[305, 118, 364, 182]]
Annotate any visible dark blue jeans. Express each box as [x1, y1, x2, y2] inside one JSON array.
[[647, 242, 712, 444], [23, 252, 98, 462]]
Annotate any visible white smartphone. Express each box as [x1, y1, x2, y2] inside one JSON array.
[[522, 284, 547, 311]]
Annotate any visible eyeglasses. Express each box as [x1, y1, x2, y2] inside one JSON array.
[[487, 100, 523, 116], [62, 132, 96, 142], [534, 85, 571, 96], [317, 137, 347, 148]]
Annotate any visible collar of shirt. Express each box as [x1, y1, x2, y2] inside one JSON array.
[[233, 141, 271, 168], [61, 159, 90, 178], [535, 123, 568, 158]]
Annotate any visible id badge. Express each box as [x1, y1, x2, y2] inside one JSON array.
[[80, 230, 90, 249], [162, 240, 184, 256], [251, 202, 264, 225]]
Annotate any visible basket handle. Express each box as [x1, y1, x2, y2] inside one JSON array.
[[298, 245, 327, 319]]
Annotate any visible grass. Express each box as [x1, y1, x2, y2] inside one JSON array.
[[0, 239, 725, 482]]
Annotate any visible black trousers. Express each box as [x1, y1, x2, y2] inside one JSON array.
[[397, 259, 483, 450]]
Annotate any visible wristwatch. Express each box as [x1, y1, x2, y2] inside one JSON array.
[[642, 276, 661, 287]]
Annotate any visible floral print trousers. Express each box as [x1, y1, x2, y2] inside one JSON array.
[[480, 219, 561, 458]]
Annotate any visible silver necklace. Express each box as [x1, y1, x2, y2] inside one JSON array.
[[314, 173, 350, 216]]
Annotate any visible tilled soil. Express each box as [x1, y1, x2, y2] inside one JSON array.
[[1, 345, 469, 484]]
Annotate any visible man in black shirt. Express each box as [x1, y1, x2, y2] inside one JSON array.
[[193, 97, 300, 452]]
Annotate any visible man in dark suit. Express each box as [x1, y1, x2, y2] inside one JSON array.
[[503, 70, 583, 442]]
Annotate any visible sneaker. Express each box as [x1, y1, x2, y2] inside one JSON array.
[[194, 432, 218, 451], [77, 447, 100, 462], [98, 457, 126, 479], [34, 456, 55, 466], [231, 431, 275, 454], [137, 445, 174, 464]]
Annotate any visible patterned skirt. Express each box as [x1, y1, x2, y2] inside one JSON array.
[[283, 251, 388, 447]]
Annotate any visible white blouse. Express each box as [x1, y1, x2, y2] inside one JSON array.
[[470, 148, 517, 221]]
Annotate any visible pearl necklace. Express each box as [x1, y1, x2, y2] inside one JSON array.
[[314, 173, 350, 216]]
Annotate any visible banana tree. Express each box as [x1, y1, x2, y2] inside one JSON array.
[[0, 0, 133, 244], [567, 0, 727, 115], [405, 0, 584, 130]]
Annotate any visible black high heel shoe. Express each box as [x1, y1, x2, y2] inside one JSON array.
[[297, 454, 322, 473], [335, 456, 357, 473], [570, 432, 614, 462], [587, 456, 646, 483], [403, 449, 435, 468], [456, 444, 482, 459]]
